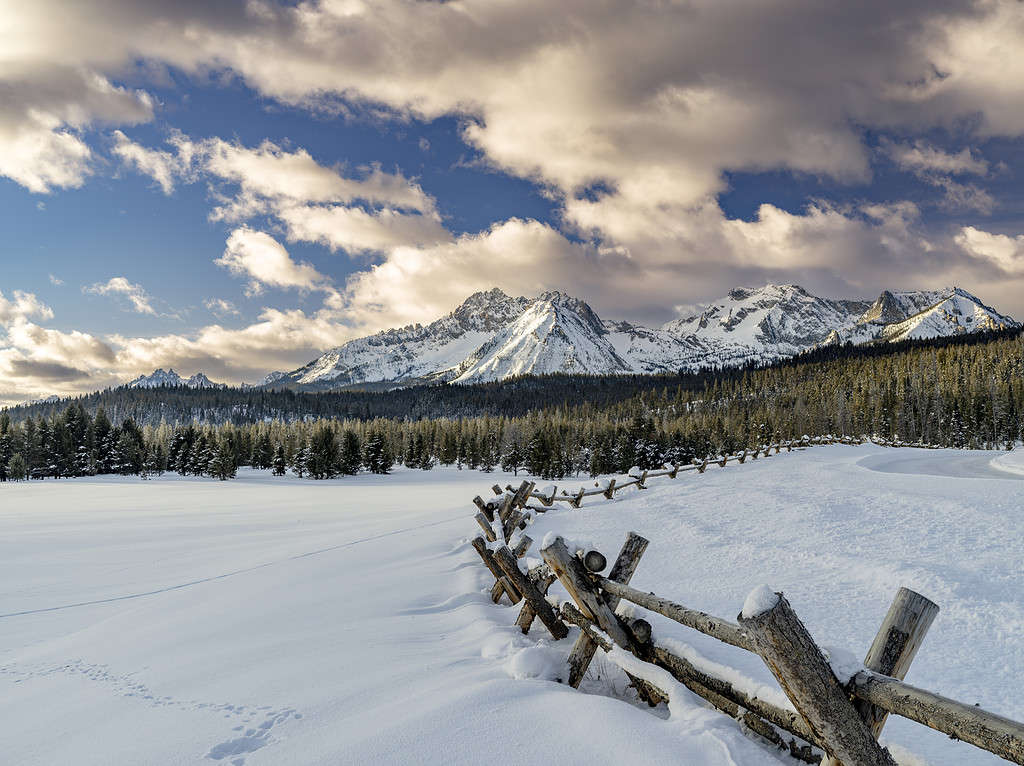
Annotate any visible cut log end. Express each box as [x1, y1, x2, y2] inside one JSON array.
[[583, 550, 607, 573]]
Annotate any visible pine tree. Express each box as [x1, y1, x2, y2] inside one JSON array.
[[307, 425, 339, 479], [210, 436, 237, 480], [338, 430, 362, 475], [362, 428, 394, 474], [501, 438, 524, 476], [290, 442, 310, 478], [7, 452, 27, 481], [272, 444, 287, 476]]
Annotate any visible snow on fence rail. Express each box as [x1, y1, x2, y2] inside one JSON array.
[[467, 437, 1024, 765]]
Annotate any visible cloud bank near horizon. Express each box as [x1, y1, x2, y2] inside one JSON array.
[[3, 0, 1024, 403]]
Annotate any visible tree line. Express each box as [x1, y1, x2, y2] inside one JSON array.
[[2, 327, 1022, 482]]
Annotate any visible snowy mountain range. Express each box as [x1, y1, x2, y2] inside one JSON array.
[[127, 369, 226, 389], [262, 284, 1017, 391]]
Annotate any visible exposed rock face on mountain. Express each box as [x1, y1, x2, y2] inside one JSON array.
[[450, 291, 632, 383], [270, 288, 531, 390], [128, 369, 225, 389], [824, 288, 1015, 345], [265, 285, 1017, 390]]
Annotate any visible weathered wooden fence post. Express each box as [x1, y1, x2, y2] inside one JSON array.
[[565, 532, 649, 687], [471, 536, 520, 603], [738, 590, 897, 766], [515, 564, 558, 633], [541, 536, 663, 705], [854, 588, 939, 738], [493, 545, 567, 640]]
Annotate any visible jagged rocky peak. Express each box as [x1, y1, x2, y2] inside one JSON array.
[[450, 287, 530, 331], [263, 283, 1016, 391], [662, 283, 869, 351], [128, 368, 225, 389], [533, 289, 607, 335]]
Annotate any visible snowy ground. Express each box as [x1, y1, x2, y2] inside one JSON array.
[[2, 445, 1022, 765]]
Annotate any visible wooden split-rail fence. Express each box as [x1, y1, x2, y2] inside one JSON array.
[[468, 438, 1024, 765]]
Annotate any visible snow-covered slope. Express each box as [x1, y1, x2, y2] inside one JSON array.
[[269, 288, 530, 389], [825, 287, 1016, 346], [662, 284, 871, 365], [266, 285, 1017, 389], [128, 369, 225, 389], [450, 292, 631, 383]]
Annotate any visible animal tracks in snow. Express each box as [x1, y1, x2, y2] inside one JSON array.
[[0, 660, 301, 765]]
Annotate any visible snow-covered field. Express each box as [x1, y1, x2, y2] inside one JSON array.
[[2, 445, 1022, 765]]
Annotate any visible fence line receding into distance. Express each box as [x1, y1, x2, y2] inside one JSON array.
[[466, 436, 1024, 765]]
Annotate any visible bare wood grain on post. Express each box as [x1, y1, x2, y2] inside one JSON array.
[[513, 535, 533, 558], [850, 672, 1024, 764], [474, 495, 494, 521], [595, 578, 754, 651], [516, 565, 557, 633], [542, 536, 642, 647], [560, 603, 818, 761], [471, 536, 520, 601], [602, 478, 616, 499], [565, 533, 649, 688], [855, 588, 939, 739], [738, 592, 897, 766], [494, 545, 567, 640], [475, 512, 497, 542]]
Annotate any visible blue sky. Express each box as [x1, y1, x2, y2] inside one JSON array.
[[2, 1, 1024, 403]]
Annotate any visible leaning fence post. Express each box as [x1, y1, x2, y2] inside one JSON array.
[[471, 536, 520, 602], [854, 588, 939, 738], [515, 564, 558, 633], [566, 532, 649, 687], [738, 590, 897, 766], [541, 537, 663, 705], [493, 545, 567, 640], [474, 495, 494, 521], [475, 512, 497, 541]]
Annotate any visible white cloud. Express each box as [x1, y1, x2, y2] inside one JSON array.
[[881, 139, 994, 214], [882, 139, 989, 177], [216, 228, 334, 296], [111, 129, 196, 194], [114, 132, 449, 253], [276, 202, 449, 254], [85, 277, 158, 315], [204, 298, 240, 317], [955, 226, 1024, 275], [48, 274, 63, 286], [0, 290, 54, 325], [0, 64, 152, 193]]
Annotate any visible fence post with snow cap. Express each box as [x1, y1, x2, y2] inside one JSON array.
[[565, 532, 649, 688], [493, 545, 567, 640], [738, 589, 897, 766], [541, 536, 664, 705]]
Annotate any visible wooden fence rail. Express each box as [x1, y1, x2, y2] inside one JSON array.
[[465, 438, 1024, 765]]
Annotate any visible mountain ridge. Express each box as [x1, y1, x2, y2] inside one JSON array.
[[263, 283, 1016, 391]]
